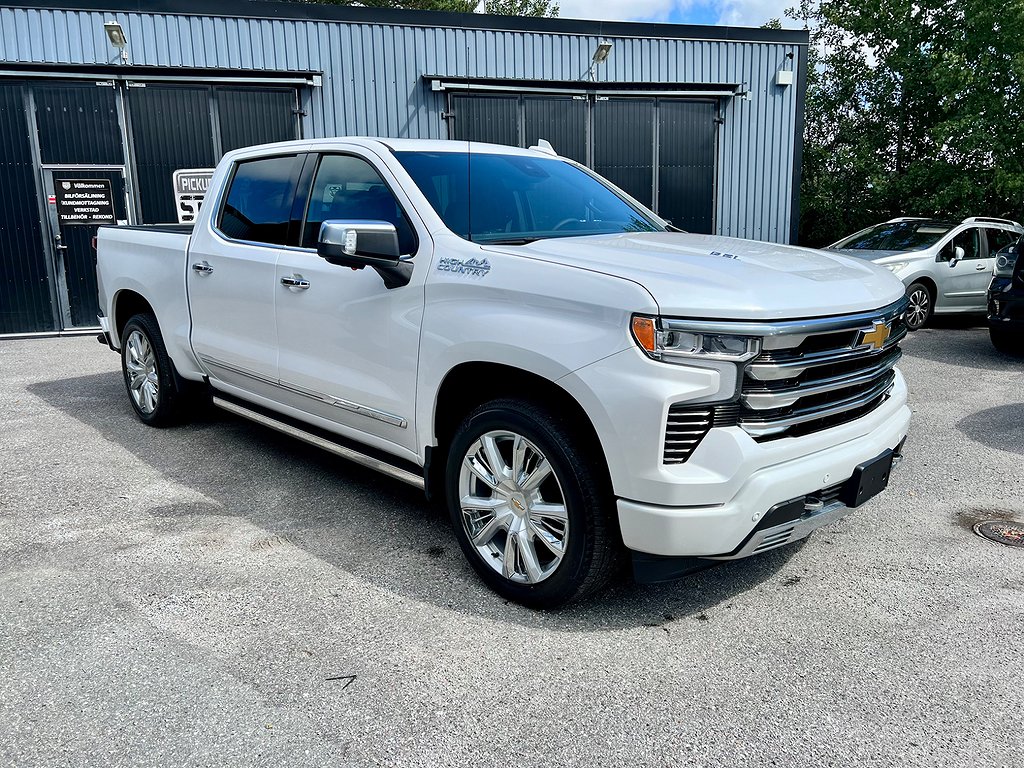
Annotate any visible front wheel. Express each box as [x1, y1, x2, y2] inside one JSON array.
[[905, 282, 933, 331], [445, 399, 619, 608]]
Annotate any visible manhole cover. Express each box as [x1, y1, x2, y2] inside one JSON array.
[[973, 520, 1024, 548]]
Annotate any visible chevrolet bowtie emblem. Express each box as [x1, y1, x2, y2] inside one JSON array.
[[859, 321, 891, 350]]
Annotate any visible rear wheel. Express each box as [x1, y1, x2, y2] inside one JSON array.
[[905, 282, 933, 331], [120, 313, 188, 426], [446, 399, 619, 608]]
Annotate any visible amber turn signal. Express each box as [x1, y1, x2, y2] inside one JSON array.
[[631, 316, 657, 353]]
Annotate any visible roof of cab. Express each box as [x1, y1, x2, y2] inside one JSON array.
[[230, 136, 557, 158]]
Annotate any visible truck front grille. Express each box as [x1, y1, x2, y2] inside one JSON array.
[[738, 302, 907, 441]]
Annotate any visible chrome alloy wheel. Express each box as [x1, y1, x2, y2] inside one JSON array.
[[906, 286, 930, 329], [458, 430, 569, 585], [125, 330, 160, 414]]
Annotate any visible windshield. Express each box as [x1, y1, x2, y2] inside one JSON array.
[[833, 221, 953, 251], [394, 151, 663, 244]]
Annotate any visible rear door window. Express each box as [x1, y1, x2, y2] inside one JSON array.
[[219, 155, 301, 246]]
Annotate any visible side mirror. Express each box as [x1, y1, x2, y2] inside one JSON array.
[[949, 245, 965, 267], [317, 220, 412, 289]]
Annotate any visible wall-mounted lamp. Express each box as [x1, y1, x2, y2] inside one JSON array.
[[776, 52, 796, 87], [586, 41, 613, 81], [103, 20, 129, 64]]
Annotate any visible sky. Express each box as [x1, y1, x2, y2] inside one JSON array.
[[555, 0, 798, 28]]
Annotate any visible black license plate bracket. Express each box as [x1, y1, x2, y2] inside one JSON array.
[[840, 449, 895, 508]]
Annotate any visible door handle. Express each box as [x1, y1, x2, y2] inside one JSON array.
[[192, 261, 214, 275], [280, 275, 310, 290], [976, 263, 988, 271]]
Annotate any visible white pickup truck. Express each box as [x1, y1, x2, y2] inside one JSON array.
[[97, 138, 911, 607]]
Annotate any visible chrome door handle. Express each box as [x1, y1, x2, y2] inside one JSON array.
[[192, 261, 214, 275], [280, 275, 310, 289], [976, 264, 988, 271]]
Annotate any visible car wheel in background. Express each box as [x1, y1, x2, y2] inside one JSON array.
[[446, 398, 620, 608], [905, 282, 933, 331], [990, 327, 1023, 356]]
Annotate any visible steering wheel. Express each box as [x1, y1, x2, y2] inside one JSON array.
[[552, 218, 584, 231]]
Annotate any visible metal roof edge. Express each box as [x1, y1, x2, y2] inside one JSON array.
[[0, 0, 811, 45]]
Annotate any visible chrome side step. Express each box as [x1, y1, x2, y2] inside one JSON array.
[[211, 396, 425, 490]]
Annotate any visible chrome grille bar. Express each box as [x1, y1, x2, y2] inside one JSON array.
[[743, 348, 902, 410], [747, 327, 906, 381], [739, 371, 896, 438]]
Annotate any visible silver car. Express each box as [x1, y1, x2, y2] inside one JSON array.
[[828, 217, 1024, 330]]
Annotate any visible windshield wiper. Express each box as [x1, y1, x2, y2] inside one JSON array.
[[478, 237, 544, 245]]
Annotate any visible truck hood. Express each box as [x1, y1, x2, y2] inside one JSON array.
[[486, 232, 905, 320]]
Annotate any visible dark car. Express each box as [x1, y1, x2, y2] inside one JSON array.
[[987, 238, 1024, 353]]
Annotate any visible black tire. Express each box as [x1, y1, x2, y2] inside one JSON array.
[[120, 312, 188, 427], [445, 398, 620, 609], [990, 327, 1024, 356], [905, 282, 933, 331]]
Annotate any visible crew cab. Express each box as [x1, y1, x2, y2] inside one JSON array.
[[96, 138, 912, 607]]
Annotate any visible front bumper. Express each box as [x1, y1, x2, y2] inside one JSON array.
[[615, 378, 910, 559], [988, 280, 1024, 328]]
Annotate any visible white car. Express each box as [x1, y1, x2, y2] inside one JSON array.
[[829, 217, 1024, 330], [96, 138, 911, 607]]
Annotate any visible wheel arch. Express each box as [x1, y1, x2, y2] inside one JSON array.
[[111, 289, 156, 347], [427, 361, 613, 504], [906, 275, 937, 304]]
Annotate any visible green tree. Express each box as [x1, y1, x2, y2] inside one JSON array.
[[793, 0, 1024, 246], [484, 0, 559, 16]]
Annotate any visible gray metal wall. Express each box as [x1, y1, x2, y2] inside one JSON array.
[[0, 2, 806, 243]]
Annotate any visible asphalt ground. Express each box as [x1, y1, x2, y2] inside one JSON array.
[[1, 319, 1022, 767]]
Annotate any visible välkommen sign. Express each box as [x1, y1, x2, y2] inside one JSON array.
[[54, 179, 115, 225]]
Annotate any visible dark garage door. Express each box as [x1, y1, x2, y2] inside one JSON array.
[[449, 93, 717, 233], [0, 83, 52, 334], [130, 85, 299, 223], [0, 79, 301, 335]]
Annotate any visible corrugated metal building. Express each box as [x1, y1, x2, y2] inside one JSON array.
[[0, 0, 808, 335]]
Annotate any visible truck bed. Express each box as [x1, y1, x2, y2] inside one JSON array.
[[95, 222, 195, 373], [100, 223, 194, 235]]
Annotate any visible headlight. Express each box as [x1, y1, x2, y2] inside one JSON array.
[[994, 247, 1019, 278], [884, 261, 910, 273], [632, 316, 761, 362]]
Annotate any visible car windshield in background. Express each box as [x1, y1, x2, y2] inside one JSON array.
[[834, 221, 954, 251], [394, 151, 663, 244]]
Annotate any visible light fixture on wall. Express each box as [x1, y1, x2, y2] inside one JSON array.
[[586, 41, 613, 82], [103, 20, 129, 64]]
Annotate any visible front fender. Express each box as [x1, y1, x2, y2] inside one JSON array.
[[415, 253, 658, 453]]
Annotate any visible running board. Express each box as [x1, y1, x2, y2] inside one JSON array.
[[211, 396, 425, 490]]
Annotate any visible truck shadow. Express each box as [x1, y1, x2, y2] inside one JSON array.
[[28, 372, 799, 632], [957, 404, 1024, 456]]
